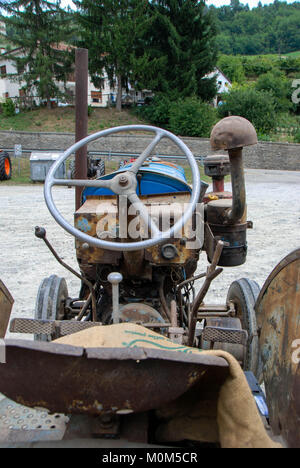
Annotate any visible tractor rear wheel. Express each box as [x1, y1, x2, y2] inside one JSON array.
[[227, 278, 260, 377], [34, 275, 68, 341], [0, 152, 12, 181]]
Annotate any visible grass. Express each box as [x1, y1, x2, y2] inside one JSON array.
[[0, 106, 147, 133], [1, 155, 211, 186], [1, 157, 31, 185]]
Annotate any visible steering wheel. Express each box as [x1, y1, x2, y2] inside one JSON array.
[[44, 125, 201, 252]]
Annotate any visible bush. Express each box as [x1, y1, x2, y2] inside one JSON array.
[[2, 98, 15, 117], [218, 88, 277, 134], [135, 94, 171, 127], [217, 55, 246, 84], [294, 129, 300, 143], [255, 70, 291, 113], [168, 97, 217, 137]]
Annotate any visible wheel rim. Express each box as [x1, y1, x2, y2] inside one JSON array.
[[4, 158, 10, 176]]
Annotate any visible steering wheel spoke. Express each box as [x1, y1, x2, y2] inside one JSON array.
[[128, 192, 161, 239], [129, 131, 164, 174], [52, 178, 112, 189]]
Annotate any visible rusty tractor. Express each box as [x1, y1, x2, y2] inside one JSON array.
[[0, 116, 299, 447]]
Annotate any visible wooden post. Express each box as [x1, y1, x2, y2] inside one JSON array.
[[75, 48, 88, 210]]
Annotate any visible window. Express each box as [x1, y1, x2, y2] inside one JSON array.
[[0, 65, 7, 77], [91, 91, 102, 103]]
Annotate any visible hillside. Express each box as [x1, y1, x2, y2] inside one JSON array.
[[0, 106, 147, 133], [211, 1, 300, 56]]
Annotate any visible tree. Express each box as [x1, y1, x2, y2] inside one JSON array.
[[0, 0, 75, 109], [255, 70, 292, 113], [139, 0, 218, 101], [218, 87, 277, 134], [75, 0, 150, 112]]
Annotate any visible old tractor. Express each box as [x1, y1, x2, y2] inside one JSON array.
[[0, 116, 299, 448]]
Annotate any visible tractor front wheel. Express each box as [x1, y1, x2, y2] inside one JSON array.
[[227, 278, 260, 376], [0, 152, 12, 181], [34, 275, 69, 341]]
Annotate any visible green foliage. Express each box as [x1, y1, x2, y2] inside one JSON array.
[[134, 0, 218, 100], [1, 98, 15, 117], [87, 105, 93, 117], [217, 55, 245, 83], [255, 70, 292, 113], [218, 87, 277, 134], [135, 95, 217, 137], [75, 0, 150, 111], [168, 97, 217, 137], [210, 1, 300, 55], [136, 94, 171, 127], [294, 129, 300, 143], [1, 1, 74, 107]]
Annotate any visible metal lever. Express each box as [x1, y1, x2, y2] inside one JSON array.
[[107, 272, 123, 324]]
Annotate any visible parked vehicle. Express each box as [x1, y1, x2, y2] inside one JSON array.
[[0, 150, 12, 181]]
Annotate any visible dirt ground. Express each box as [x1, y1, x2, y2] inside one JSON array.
[[0, 168, 299, 340]]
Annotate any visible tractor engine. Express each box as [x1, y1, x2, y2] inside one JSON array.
[[75, 162, 201, 325]]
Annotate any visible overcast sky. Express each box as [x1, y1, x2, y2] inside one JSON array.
[[61, 0, 298, 9]]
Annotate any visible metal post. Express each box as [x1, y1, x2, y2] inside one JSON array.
[[75, 48, 88, 210]]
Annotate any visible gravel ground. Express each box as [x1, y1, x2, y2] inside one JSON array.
[[0, 168, 299, 339]]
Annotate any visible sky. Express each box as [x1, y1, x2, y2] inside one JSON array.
[[61, 0, 299, 9]]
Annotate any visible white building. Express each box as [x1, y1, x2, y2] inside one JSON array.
[[0, 47, 115, 108], [205, 67, 232, 107]]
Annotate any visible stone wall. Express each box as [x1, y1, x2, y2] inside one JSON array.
[[0, 130, 299, 171]]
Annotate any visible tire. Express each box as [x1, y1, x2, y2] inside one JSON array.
[[0, 152, 12, 181], [34, 275, 68, 341], [97, 159, 105, 176], [226, 278, 260, 376], [68, 160, 75, 179]]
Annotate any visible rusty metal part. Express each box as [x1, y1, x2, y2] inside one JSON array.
[[210, 117, 257, 226], [210, 116, 258, 151], [202, 326, 248, 347], [35, 226, 97, 322], [170, 300, 177, 328], [159, 277, 171, 321], [226, 148, 246, 224], [177, 272, 206, 290], [204, 154, 231, 178], [207, 222, 248, 267], [10, 317, 172, 336], [10, 318, 103, 338], [75, 48, 88, 210], [197, 302, 235, 319], [168, 301, 184, 344], [119, 303, 164, 325], [0, 280, 14, 338], [207, 199, 247, 225], [202, 317, 245, 365], [204, 154, 231, 195], [255, 248, 300, 448], [0, 340, 229, 416], [188, 241, 224, 346]]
